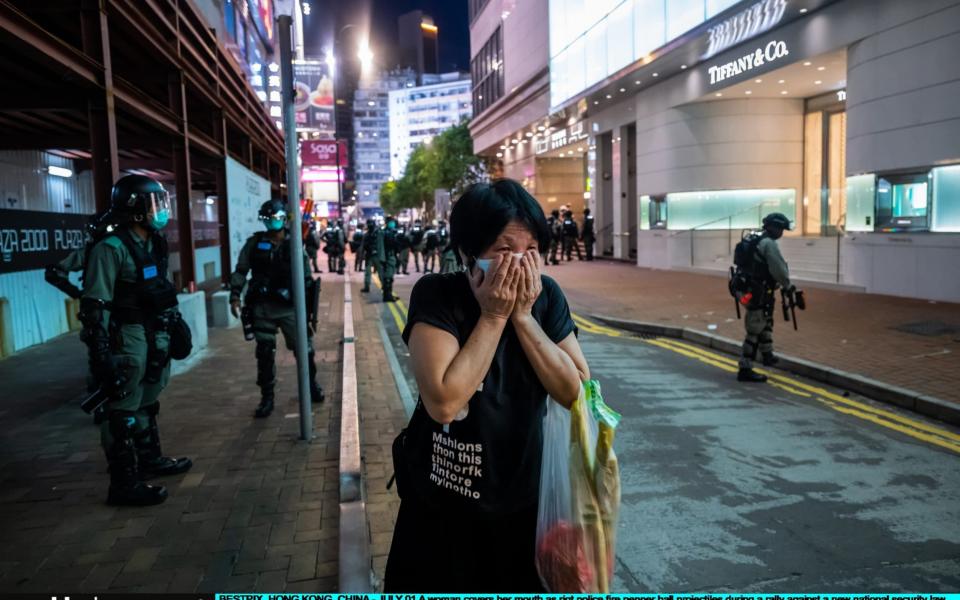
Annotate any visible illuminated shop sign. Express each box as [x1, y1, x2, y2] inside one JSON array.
[[535, 121, 588, 155], [708, 40, 789, 85], [704, 0, 788, 59]]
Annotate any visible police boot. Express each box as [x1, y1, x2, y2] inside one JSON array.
[[308, 350, 325, 403], [135, 404, 193, 479], [255, 341, 277, 418], [737, 368, 768, 383], [762, 353, 780, 367], [105, 411, 168, 506], [382, 279, 397, 303]]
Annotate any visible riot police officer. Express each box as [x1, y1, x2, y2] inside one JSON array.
[[396, 223, 412, 275], [737, 212, 794, 383], [422, 225, 439, 273], [381, 217, 400, 301], [229, 200, 324, 417], [562, 210, 582, 261], [323, 219, 346, 275], [580, 208, 596, 261], [79, 175, 193, 506], [305, 226, 321, 273], [350, 226, 365, 272], [408, 219, 425, 272], [546, 209, 562, 265], [361, 219, 383, 293]]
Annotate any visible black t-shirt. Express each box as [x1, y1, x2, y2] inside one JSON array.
[[399, 271, 577, 515]]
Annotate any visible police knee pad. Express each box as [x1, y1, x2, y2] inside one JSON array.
[[255, 340, 276, 360]]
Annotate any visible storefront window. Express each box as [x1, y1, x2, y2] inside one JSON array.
[[640, 194, 650, 230], [664, 189, 795, 230], [876, 173, 930, 232], [932, 164, 960, 232], [845, 174, 875, 231]]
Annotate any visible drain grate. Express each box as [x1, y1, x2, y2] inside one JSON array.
[[892, 320, 960, 337]]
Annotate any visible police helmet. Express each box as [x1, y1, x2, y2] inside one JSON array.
[[762, 212, 793, 231], [583, 208, 591, 216], [366, 219, 376, 229], [259, 200, 288, 231], [259, 199, 287, 220], [109, 175, 170, 223]]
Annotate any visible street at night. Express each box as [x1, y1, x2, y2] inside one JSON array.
[[1, 0, 960, 596]]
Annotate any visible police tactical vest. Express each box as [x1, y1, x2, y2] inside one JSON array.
[[562, 218, 577, 236], [383, 229, 399, 252], [363, 230, 378, 251], [249, 232, 295, 302], [410, 227, 424, 246], [110, 228, 179, 324]]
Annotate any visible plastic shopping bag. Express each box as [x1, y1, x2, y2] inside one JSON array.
[[536, 380, 621, 592]]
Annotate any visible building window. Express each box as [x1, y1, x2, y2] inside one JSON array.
[[469, 0, 492, 23], [876, 172, 931, 232], [471, 26, 503, 117]]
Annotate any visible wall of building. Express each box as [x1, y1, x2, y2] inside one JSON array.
[[468, 0, 550, 155], [635, 97, 804, 197], [845, 2, 960, 175], [0, 151, 95, 353], [536, 157, 585, 215]]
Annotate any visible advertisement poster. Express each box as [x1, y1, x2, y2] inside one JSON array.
[[225, 156, 272, 269], [300, 139, 347, 167], [247, 0, 274, 45], [293, 60, 335, 135]]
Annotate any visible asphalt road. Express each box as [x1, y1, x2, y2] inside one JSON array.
[[374, 272, 960, 593]]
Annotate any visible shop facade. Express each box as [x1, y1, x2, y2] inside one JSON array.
[[566, 0, 960, 301]]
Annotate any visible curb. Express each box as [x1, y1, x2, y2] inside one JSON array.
[[339, 274, 373, 592], [590, 313, 960, 427]]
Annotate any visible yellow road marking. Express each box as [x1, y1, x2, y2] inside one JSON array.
[[386, 300, 406, 332], [653, 338, 960, 445], [815, 398, 960, 454], [645, 338, 739, 373], [568, 313, 960, 453]]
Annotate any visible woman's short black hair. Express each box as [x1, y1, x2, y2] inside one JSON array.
[[449, 179, 551, 259]]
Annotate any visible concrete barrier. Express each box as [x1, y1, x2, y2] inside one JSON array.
[[590, 313, 960, 427], [176, 291, 208, 359], [209, 290, 238, 328]]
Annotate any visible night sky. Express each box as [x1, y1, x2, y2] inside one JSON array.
[[302, 0, 470, 72]]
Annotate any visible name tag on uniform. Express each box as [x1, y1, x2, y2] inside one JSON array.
[[257, 242, 272, 250], [143, 265, 158, 279]]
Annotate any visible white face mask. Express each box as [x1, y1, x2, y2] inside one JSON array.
[[476, 253, 524, 274]]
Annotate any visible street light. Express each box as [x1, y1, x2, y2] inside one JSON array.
[[274, 0, 313, 442], [358, 43, 374, 71]]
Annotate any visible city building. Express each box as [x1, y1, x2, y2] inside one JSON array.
[[398, 10, 440, 83], [471, 0, 960, 302], [389, 73, 473, 179], [354, 68, 419, 214], [469, 0, 590, 219], [0, 0, 285, 355]]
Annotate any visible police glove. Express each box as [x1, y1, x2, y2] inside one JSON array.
[[230, 298, 241, 319]]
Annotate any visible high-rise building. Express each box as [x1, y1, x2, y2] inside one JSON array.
[[354, 68, 418, 213], [398, 10, 440, 83], [389, 73, 472, 180]]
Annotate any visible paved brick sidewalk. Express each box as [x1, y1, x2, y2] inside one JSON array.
[[542, 260, 960, 403], [350, 278, 407, 589], [0, 278, 345, 594]]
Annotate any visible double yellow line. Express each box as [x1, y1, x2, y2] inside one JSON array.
[[368, 276, 960, 454], [574, 314, 960, 455], [371, 274, 409, 333]]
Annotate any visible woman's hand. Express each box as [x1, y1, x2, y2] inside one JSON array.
[[512, 250, 543, 321], [468, 253, 521, 320]]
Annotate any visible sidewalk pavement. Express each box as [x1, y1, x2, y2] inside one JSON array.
[[543, 260, 960, 403], [0, 279, 351, 594]]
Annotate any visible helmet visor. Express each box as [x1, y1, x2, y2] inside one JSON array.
[[260, 208, 288, 222], [145, 190, 171, 217]]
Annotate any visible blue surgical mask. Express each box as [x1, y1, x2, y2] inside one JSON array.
[[147, 209, 169, 230], [265, 218, 285, 231], [475, 253, 524, 274]]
